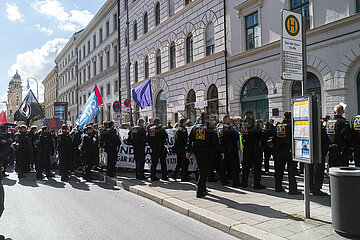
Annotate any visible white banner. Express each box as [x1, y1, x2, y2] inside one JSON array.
[[113, 128, 198, 171]]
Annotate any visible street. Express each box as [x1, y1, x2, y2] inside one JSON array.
[[0, 171, 237, 240]]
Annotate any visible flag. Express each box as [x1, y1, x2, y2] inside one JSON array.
[[75, 86, 103, 130], [93, 84, 103, 105], [0, 111, 7, 123], [132, 80, 152, 109], [14, 90, 43, 122]]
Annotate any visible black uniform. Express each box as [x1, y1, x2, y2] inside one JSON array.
[[263, 122, 275, 173], [101, 128, 121, 177], [325, 115, 351, 167], [72, 130, 83, 170], [188, 122, 223, 197], [147, 124, 168, 180], [128, 125, 146, 179], [241, 118, 263, 188], [351, 115, 360, 167], [28, 131, 38, 170], [217, 123, 240, 186], [0, 160, 4, 219], [172, 126, 189, 181], [274, 120, 298, 193], [82, 133, 98, 179], [58, 132, 73, 181], [36, 132, 55, 178], [13, 131, 30, 178]]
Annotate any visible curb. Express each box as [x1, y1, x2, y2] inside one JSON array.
[[92, 172, 286, 240]]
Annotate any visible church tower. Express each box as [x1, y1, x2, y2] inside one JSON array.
[[7, 71, 23, 122]]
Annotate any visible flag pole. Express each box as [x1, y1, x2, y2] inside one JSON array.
[[126, 2, 133, 125]]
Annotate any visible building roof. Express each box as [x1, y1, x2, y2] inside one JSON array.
[[13, 70, 21, 80]]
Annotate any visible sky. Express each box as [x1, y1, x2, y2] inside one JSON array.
[[0, 0, 107, 112]]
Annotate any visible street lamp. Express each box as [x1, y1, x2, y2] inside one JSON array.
[[26, 77, 39, 100]]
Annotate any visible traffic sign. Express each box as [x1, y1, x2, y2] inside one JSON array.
[[124, 99, 131, 108], [281, 9, 303, 81], [113, 101, 120, 113]]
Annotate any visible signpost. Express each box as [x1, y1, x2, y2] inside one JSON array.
[[113, 101, 120, 113], [124, 99, 131, 108]]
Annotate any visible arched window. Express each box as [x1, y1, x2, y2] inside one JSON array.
[[291, 72, 321, 97], [144, 55, 149, 79], [169, 42, 176, 69], [156, 50, 161, 75], [133, 20, 138, 41], [155, 2, 160, 26], [143, 12, 148, 34], [186, 33, 193, 63], [134, 61, 138, 83], [206, 22, 215, 56], [186, 89, 196, 122], [156, 90, 167, 125], [241, 77, 269, 121], [207, 84, 219, 121]]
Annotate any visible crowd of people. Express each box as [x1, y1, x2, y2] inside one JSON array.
[[0, 104, 358, 200]]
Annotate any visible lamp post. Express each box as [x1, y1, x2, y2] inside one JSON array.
[[26, 77, 39, 100]]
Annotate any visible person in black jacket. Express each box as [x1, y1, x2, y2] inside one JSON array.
[[101, 121, 121, 177], [0, 156, 5, 240], [13, 125, 30, 179], [72, 128, 83, 171], [147, 118, 169, 181], [187, 113, 224, 198], [263, 120, 275, 175], [28, 126, 38, 170], [36, 126, 55, 180], [172, 118, 189, 181], [82, 126, 98, 181], [128, 119, 147, 180], [58, 125, 73, 181]]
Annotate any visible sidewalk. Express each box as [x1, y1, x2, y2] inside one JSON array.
[[92, 169, 343, 240]]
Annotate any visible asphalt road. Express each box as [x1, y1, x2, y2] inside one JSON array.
[[0, 170, 237, 240]]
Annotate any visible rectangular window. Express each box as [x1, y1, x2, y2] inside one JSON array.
[[100, 56, 103, 72], [170, 44, 176, 69], [114, 13, 118, 31], [357, 0, 360, 13], [114, 46, 118, 63], [93, 35, 96, 49], [107, 105, 111, 121], [79, 50, 81, 61], [83, 69, 86, 81], [106, 51, 110, 68], [114, 80, 118, 93], [87, 41, 90, 54], [169, 0, 175, 16], [145, 58, 149, 79], [107, 83, 110, 95], [93, 61, 97, 76], [156, 55, 161, 75], [245, 12, 259, 50], [88, 65, 91, 79], [134, 63, 138, 83], [99, 28, 103, 42], [125, 28, 128, 47], [83, 95, 86, 104], [291, 0, 310, 30], [100, 87, 104, 97], [83, 46, 86, 58], [79, 72, 82, 84], [106, 21, 110, 37], [124, 0, 128, 11]]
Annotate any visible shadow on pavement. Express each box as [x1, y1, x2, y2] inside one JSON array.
[[67, 176, 90, 191], [38, 178, 66, 189], [2, 178, 16, 186], [94, 181, 120, 191]]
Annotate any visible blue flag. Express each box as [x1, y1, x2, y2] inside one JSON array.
[[132, 80, 153, 109], [76, 91, 101, 130]]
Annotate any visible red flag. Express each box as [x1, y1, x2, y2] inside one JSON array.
[[0, 111, 7, 123], [93, 84, 103, 105]]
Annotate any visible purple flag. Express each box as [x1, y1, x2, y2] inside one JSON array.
[[132, 80, 153, 109]]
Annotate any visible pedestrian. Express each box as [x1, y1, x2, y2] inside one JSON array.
[[72, 128, 83, 171], [0, 159, 5, 240], [28, 126, 38, 170], [263, 120, 275, 175], [147, 117, 169, 181], [128, 119, 147, 180], [172, 118, 189, 181], [101, 121, 121, 177], [187, 113, 224, 198], [274, 111, 301, 195], [58, 125, 73, 181], [351, 114, 360, 167], [13, 125, 30, 179], [36, 126, 55, 180], [241, 109, 265, 189], [325, 105, 351, 167], [82, 126, 98, 181]]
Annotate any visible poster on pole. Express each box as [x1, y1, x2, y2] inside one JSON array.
[[281, 9, 304, 81]]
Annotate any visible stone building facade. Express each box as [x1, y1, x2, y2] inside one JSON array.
[[7, 71, 22, 122], [42, 67, 57, 119], [226, 0, 360, 122]]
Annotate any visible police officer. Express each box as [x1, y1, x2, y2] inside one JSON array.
[[146, 118, 168, 181], [28, 126, 38, 170], [172, 118, 189, 181], [129, 119, 147, 180], [0, 156, 5, 240], [36, 126, 55, 180], [101, 121, 121, 177], [241, 109, 265, 189], [263, 120, 275, 175], [58, 125, 73, 181], [82, 126, 98, 181], [217, 115, 241, 187], [13, 125, 30, 179], [187, 113, 224, 198], [273, 111, 301, 194], [351, 114, 360, 167], [326, 105, 351, 167], [72, 127, 83, 171]]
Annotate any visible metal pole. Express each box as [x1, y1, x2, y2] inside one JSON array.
[[126, 5, 133, 125], [301, 15, 310, 219], [117, 0, 122, 124]]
